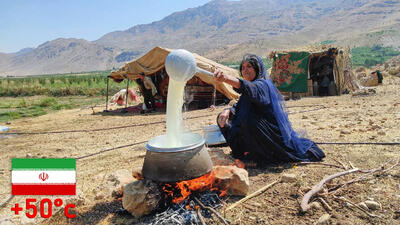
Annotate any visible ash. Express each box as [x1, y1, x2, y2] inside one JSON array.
[[146, 191, 223, 225]]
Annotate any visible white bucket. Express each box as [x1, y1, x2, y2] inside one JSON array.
[[203, 125, 226, 146]]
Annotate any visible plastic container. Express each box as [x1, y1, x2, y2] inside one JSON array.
[[203, 125, 226, 146], [0, 126, 9, 132]]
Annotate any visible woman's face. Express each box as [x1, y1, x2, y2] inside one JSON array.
[[241, 61, 256, 81]]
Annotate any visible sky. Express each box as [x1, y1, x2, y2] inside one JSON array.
[[0, 0, 212, 53]]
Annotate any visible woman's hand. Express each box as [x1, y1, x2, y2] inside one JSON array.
[[218, 109, 230, 127], [213, 69, 241, 89], [213, 70, 228, 83]]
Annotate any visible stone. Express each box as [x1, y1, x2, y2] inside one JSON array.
[[213, 165, 250, 196], [122, 180, 162, 218], [281, 173, 297, 183], [357, 202, 369, 211], [95, 193, 105, 200], [340, 129, 351, 135], [108, 169, 137, 196], [377, 131, 386, 135], [310, 201, 322, 210], [364, 200, 380, 210], [317, 214, 331, 224], [132, 167, 143, 180]]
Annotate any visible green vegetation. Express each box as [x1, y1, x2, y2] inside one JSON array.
[[0, 71, 137, 97], [320, 40, 336, 45], [221, 57, 273, 72], [0, 96, 105, 122], [0, 70, 139, 122], [351, 45, 400, 67]]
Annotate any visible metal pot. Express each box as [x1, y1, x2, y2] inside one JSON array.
[[142, 133, 213, 182]]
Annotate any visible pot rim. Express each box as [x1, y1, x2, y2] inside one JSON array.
[[145, 133, 205, 153]]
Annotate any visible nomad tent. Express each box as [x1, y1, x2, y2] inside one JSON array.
[[108, 46, 240, 109], [270, 45, 357, 97]]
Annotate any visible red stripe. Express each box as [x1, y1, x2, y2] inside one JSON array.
[[12, 184, 76, 195]]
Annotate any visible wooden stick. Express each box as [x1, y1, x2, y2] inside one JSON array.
[[301, 168, 360, 212], [196, 207, 207, 225], [226, 180, 279, 211], [298, 161, 345, 169], [318, 197, 332, 212], [194, 197, 230, 225], [332, 158, 347, 170], [334, 196, 379, 218], [349, 161, 355, 169]]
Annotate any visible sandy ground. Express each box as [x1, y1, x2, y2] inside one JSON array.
[[0, 75, 399, 224]]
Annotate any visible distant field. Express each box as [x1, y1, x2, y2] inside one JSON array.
[[351, 45, 400, 67], [0, 71, 139, 122], [0, 70, 137, 97], [0, 96, 107, 122]]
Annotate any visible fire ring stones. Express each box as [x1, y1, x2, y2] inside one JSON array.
[[122, 179, 162, 218]]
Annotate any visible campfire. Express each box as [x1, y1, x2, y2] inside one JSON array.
[[122, 163, 249, 224], [162, 170, 227, 204]]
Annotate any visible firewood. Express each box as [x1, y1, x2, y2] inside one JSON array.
[[194, 196, 230, 225], [226, 180, 279, 211], [301, 168, 360, 212]]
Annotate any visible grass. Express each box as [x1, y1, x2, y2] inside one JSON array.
[[0, 96, 106, 123], [0, 70, 137, 97], [351, 45, 400, 67]]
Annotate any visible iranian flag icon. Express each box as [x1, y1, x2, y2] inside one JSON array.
[[12, 158, 76, 195]]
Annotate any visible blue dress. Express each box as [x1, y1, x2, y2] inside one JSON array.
[[219, 57, 325, 164]]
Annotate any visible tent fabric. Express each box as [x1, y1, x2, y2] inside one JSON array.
[[109, 46, 240, 100], [271, 52, 310, 93]]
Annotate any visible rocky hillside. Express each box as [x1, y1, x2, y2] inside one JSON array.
[[1, 0, 399, 76]]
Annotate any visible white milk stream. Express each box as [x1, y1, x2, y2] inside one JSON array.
[[165, 79, 186, 147]]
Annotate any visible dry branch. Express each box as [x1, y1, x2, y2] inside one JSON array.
[[194, 196, 230, 225], [226, 180, 279, 211], [301, 168, 360, 212], [334, 196, 379, 218], [196, 207, 207, 225], [298, 161, 345, 169], [301, 157, 400, 212]]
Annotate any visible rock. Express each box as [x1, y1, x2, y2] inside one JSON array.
[[377, 131, 385, 135], [26, 153, 32, 158], [317, 213, 331, 224], [108, 169, 137, 196], [364, 200, 380, 210], [95, 193, 105, 200], [132, 167, 143, 180], [357, 202, 369, 211], [122, 180, 162, 218], [310, 201, 322, 210], [213, 165, 250, 196], [281, 173, 297, 183], [340, 129, 351, 135], [371, 125, 381, 130]]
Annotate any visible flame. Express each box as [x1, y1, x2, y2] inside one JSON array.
[[162, 170, 227, 204]]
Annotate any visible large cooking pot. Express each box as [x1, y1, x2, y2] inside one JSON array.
[[142, 133, 213, 182]]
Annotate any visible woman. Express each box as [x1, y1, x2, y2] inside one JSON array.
[[213, 54, 325, 164]]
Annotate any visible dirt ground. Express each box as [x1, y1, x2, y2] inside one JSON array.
[[1, 75, 399, 225]]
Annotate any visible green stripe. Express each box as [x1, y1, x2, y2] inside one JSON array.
[[12, 158, 75, 170]]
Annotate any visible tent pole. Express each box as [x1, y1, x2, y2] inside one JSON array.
[[125, 79, 130, 109], [106, 77, 109, 111]]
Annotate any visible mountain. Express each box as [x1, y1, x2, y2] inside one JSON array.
[[1, 0, 399, 76]]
